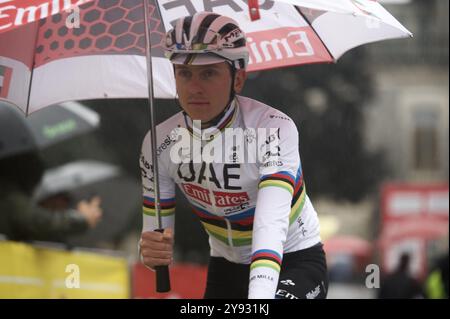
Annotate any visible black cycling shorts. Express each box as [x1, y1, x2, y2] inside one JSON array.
[[203, 243, 328, 299]]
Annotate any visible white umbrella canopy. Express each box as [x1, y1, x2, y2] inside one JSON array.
[[259, 0, 410, 15], [293, 0, 412, 60], [158, 0, 412, 65], [0, 0, 411, 114]]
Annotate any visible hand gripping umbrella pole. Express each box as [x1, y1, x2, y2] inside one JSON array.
[[143, 0, 170, 293]]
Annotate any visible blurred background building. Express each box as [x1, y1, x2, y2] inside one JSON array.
[[366, 0, 449, 183]]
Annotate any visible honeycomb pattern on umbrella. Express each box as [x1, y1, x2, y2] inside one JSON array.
[[34, 0, 166, 67]]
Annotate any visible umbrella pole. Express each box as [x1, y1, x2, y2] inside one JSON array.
[[25, 17, 42, 116], [143, 0, 170, 293]]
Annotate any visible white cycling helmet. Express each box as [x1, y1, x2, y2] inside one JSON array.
[[163, 12, 249, 70]]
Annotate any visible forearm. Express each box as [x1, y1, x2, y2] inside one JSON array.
[[248, 186, 291, 299], [11, 199, 88, 240]]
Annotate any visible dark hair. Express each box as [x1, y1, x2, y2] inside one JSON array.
[[0, 151, 44, 195]]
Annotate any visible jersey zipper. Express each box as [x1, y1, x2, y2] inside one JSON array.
[[224, 218, 234, 247], [204, 141, 235, 249]]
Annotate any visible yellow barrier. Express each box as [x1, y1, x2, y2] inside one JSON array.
[[0, 241, 129, 298]]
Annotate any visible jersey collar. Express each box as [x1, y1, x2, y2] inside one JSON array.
[[183, 98, 239, 141]]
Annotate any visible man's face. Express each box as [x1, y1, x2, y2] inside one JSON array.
[[174, 62, 246, 123]]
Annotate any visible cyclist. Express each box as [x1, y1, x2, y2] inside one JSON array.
[[139, 12, 327, 299]]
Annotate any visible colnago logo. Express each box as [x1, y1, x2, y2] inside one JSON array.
[[0, 0, 92, 32]]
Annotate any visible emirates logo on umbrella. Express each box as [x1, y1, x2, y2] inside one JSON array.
[[0, 64, 12, 98]]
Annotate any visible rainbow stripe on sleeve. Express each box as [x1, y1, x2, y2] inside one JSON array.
[[289, 168, 306, 225], [250, 249, 282, 273], [143, 196, 176, 217], [259, 171, 295, 195]]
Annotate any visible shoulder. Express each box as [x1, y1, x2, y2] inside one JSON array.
[[237, 95, 298, 133], [142, 111, 184, 150]]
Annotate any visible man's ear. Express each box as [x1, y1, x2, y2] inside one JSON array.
[[234, 69, 247, 93]]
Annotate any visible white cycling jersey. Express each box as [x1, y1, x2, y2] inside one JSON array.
[[140, 95, 321, 298]]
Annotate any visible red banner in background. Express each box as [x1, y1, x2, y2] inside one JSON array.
[[0, 0, 94, 34], [379, 183, 449, 280], [132, 263, 208, 299]]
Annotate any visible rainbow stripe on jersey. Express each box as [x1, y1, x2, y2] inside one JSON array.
[[143, 196, 176, 217]]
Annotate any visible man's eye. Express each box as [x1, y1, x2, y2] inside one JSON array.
[[177, 70, 191, 78], [202, 69, 217, 78]]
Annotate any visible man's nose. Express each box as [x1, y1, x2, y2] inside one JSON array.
[[186, 76, 204, 94]]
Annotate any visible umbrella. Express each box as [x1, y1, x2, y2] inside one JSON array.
[[0, 101, 37, 159], [0, 0, 171, 113], [0, 100, 99, 158], [0, 0, 172, 291], [0, 0, 411, 293], [33, 160, 142, 246], [0, 0, 412, 113], [27, 100, 100, 148], [0, 0, 95, 35]]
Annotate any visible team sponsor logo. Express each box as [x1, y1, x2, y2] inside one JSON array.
[[156, 134, 176, 156], [250, 274, 275, 282], [270, 114, 291, 121], [297, 217, 307, 236], [181, 183, 249, 208], [306, 284, 321, 299], [262, 160, 283, 168], [280, 279, 296, 286], [223, 202, 250, 215], [213, 190, 249, 207], [276, 289, 299, 299], [182, 183, 212, 205], [140, 153, 155, 193], [260, 128, 281, 163], [223, 27, 245, 45], [140, 154, 153, 182]]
